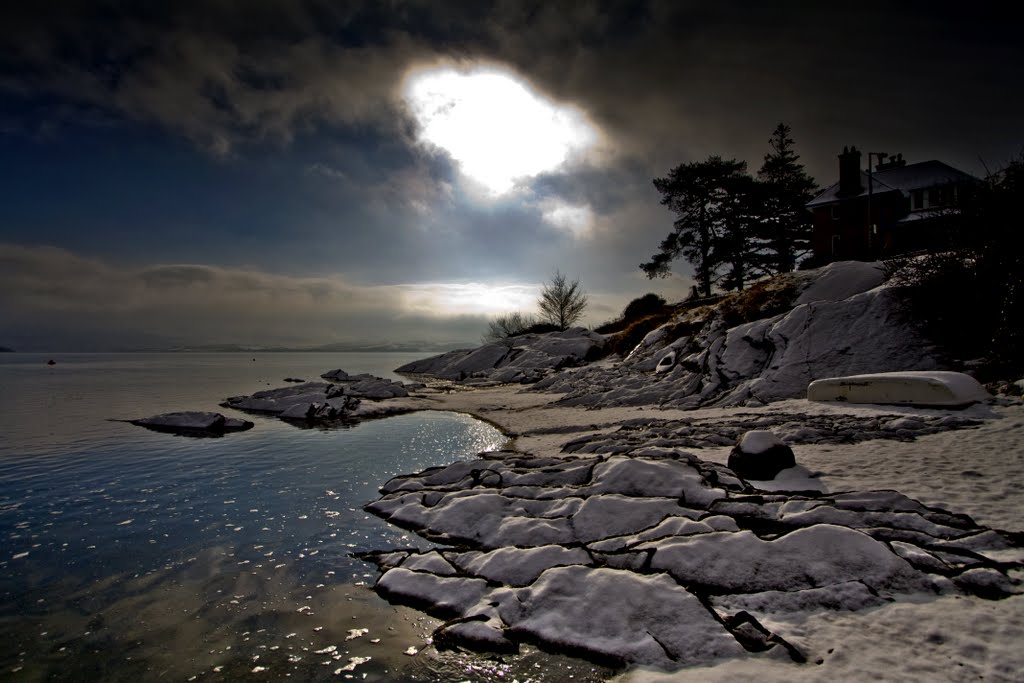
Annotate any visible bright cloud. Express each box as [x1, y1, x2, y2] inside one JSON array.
[[397, 282, 538, 317], [403, 65, 599, 196], [541, 200, 594, 237]]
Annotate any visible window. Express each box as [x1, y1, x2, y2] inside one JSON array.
[[830, 204, 840, 220], [928, 186, 954, 207]]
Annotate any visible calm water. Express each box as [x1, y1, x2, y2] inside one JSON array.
[[0, 353, 608, 682]]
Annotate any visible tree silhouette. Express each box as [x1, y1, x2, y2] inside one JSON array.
[[756, 123, 817, 273], [643, 156, 752, 296], [538, 271, 588, 330]]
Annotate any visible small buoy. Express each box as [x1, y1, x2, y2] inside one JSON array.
[[47, 359, 56, 366], [252, 358, 256, 362]]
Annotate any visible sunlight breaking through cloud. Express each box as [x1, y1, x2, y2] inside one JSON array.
[[396, 282, 538, 317], [403, 65, 599, 197], [541, 200, 594, 237]]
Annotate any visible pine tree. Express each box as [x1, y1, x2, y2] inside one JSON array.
[[756, 123, 817, 273], [643, 156, 753, 296], [716, 173, 763, 291]]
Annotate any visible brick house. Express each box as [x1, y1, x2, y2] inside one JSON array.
[[807, 146, 976, 262]]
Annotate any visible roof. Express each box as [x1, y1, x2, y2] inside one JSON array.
[[806, 160, 976, 208]]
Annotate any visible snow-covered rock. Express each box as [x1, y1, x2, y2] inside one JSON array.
[[450, 545, 590, 586], [532, 263, 939, 409], [794, 260, 885, 305], [222, 371, 412, 425], [375, 567, 490, 615], [496, 566, 746, 668], [395, 328, 606, 383], [727, 430, 796, 481], [643, 525, 924, 594], [363, 449, 1022, 668], [129, 411, 253, 435], [807, 371, 991, 407]]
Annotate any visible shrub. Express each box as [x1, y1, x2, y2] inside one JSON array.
[[607, 310, 676, 357], [596, 293, 669, 335], [887, 157, 1023, 379], [482, 311, 535, 343], [716, 275, 803, 327], [623, 293, 668, 321]]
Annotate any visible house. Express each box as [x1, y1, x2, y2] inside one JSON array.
[[806, 146, 977, 263]]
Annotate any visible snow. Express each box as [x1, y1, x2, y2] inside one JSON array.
[[532, 286, 938, 409], [737, 430, 783, 454], [497, 566, 746, 668], [363, 418, 1021, 670], [643, 525, 925, 594], [808, 371, 991, 407], [354, 388, 1021, 676], [451, 545, 590, 586], [794, 260, 885, 305], [394, 327, 606, 384], [375, 567, 490, 615], [339, 258, 1024, 678]]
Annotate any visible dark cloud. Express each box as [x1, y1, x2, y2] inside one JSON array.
[[1, 2, 1019, 348], [4, 1, 1018, 173]]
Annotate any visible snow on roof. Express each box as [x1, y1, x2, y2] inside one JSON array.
[[807, 160, 976, 208]]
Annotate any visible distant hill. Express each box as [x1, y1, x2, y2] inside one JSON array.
[[0, 346, 14, 352]]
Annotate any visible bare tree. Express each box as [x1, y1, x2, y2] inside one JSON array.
[[538, 271, 588, 330]]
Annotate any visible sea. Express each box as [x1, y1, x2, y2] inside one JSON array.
[[0, 352, 609, 682]]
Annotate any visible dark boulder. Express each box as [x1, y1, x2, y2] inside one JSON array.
[[727, 430, 796, 480]]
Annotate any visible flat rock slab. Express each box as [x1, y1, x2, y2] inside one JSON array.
[[363, 450, 1023, 671], [129, 411, 254, 436]]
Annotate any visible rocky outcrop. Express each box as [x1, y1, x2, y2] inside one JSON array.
[[395, 327, 606, 385], [222, 372, 413, 425], [363, 449, 1022, 669], [129, 411, 254, 436], [531, 264, 939, 409]]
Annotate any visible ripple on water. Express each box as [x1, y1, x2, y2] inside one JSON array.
[[0, 403, 575, 680]]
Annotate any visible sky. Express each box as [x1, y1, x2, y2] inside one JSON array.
[[1, 1, 1021, 351]]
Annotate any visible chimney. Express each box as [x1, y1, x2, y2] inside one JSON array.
[[876, 152, 907, 170], [838, 146, 863, 196]]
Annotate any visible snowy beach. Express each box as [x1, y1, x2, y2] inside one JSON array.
[[183, 260, 1024, 681], [370, 384, 1024, 681]]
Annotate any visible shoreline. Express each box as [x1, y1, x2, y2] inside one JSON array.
[[357, 381, 1024, 681], [382, 384, 1023, 529]]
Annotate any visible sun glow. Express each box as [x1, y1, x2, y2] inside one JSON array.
[[404, 65, 599, 196], [398, 282, 539, 317]]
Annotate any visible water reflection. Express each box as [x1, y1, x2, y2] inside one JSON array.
[[3, 543, 610, 681], [0, 354, 611, 681]]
